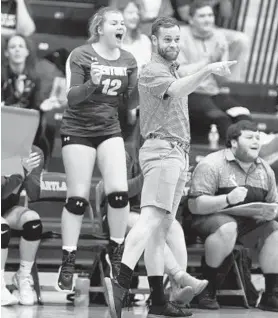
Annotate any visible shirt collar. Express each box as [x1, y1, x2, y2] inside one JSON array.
[[151, 53, 180, 70], [225, 148, 262, 165]]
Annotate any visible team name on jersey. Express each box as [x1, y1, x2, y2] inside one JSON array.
[[101, 65, 127, 77]]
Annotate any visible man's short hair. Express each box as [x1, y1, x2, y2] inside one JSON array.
[[151, 17, 180, 37], [226, 120, 258, 148], [189, 0, 214, 17]]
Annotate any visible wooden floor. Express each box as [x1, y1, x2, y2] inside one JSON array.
[[2, 304, 278, 318]]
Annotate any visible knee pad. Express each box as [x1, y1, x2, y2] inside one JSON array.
[[107, 191, 129, 208], [1, 223, 11, 249], [65, 196, 88, 215], [23, 219, 43, 241]]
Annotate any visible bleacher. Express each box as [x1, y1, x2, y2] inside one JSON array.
[[4, 0, 278, 306]]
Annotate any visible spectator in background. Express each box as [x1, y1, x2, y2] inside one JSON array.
[[110, 0, 175, 36], [1, 146, 44, 306], [1, 34, 61, 165], [1, 0, 35, 38], [119, 0, 152, 73], [177, 0, 250, 142], [174, 0, 249, 82], [188, 120, 278, 312]]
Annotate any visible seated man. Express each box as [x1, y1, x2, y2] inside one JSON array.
[[188, 120, 278, 312], [175, 0, 249, 82], [99, 146, 208, 305], [1, 146, 44, 306], [177, 0, 250, 142]]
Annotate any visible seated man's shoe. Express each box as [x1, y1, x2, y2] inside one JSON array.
[[259, 274, 278, 312], [148, 301, 192, 317], [258, 291, 278, 312], [197, 283, 220, 310], [103, 277, 128, 318]]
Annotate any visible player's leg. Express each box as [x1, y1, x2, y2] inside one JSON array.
[[5, 207, 42, 305], [165, 220, 208, 298], [97, 135, 129, 278], [1, 216, 18, 306], [143, 144, 192, 316], [57, 137, 96, 292]]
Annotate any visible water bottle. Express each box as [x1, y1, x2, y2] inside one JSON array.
[[208, 124, 219, 150], [74, 272, 90, 307]]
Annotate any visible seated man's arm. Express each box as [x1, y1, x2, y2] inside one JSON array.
[[188, 160, 229, 215], [23, 146, 44, 201]]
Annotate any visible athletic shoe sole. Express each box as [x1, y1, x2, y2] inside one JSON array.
[[103, 277, 118, 318], [55, 266, 74, 293]]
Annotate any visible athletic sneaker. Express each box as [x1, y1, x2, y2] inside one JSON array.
[[147, 301, 193, 317], [170, 285, 194, 305], [1, 280, 18, 306], [106, 240, 124, 278], [173, 271, 208, 296], [12, 272, 35, 305], [103, 277, 128, 318], [56, 250, 76, 292]]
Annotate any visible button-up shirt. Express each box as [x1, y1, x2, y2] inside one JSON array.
[[189, 148, 278, 204], [138, 53, 191, 153]]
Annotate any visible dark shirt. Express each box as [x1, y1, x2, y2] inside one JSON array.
[[60, 44, 138, 138], [1, 65, 40, 109]]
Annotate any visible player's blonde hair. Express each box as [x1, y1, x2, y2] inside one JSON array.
[[88, 7, 122, 43]]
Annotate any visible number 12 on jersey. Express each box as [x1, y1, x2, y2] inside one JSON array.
[[102, 79, 122, 96]]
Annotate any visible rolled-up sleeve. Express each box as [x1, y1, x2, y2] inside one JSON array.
[[189, 160, 218, 198]]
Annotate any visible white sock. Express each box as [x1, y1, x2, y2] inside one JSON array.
[[110, 237, 124, 245], [19, 260, 33, 276], [62, 246, 77, 252]]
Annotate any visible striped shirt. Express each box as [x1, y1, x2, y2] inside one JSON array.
[[189, 148, 278, 204], [138, 53, 190, 153]]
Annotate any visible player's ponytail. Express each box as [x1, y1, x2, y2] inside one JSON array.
[[88, 7, 121, 43]]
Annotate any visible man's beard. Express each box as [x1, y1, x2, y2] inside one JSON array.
[[235, 147, 258, 163], [157, 45, 179, 61]]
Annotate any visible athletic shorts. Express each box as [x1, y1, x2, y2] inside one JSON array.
[[61, 132, 122, 149], [191, 213, 278, 251], [139, 138, 189, 215]]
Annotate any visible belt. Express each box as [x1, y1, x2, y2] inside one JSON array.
[[146, 134, 188, 152]]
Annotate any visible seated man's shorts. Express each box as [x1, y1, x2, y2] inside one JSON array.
[[191, 212, 278, 251], [139, 139, 188, 215]]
